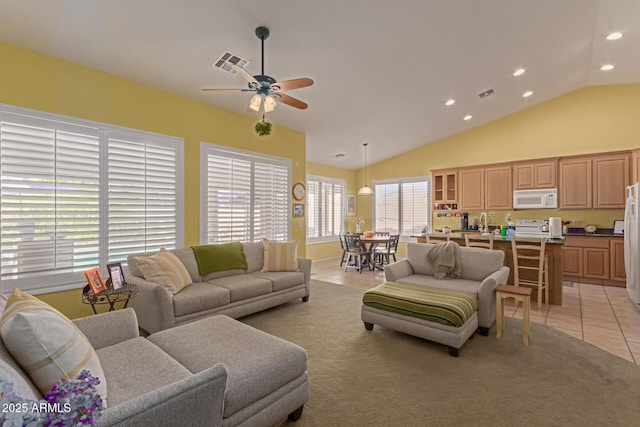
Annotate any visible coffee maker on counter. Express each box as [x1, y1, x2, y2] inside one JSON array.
[[461, 212, 469, 231]]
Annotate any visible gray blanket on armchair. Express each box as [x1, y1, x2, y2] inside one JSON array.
[[426, 241, 462, 279]]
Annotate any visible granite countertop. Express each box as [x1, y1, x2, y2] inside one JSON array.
[[412, 233, 565, 244], [563, 227, 623, 238]]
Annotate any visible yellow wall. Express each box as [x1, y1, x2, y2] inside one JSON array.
[[0, 42, 307, 318], [356, 84, 640, 229]]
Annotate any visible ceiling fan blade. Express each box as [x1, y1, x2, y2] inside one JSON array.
[[270, 78, 314, 92], [201, 88, 253, 93], [275, 93, 308, 110], [229, 64, 259, 86]]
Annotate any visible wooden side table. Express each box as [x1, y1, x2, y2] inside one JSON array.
[[82, 282, 138, 314], [496, 284, 532, 346]]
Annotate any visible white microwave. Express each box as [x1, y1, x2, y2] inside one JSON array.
[[513, 188, 558, 209]]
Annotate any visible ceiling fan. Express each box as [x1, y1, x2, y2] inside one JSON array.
[[203, 26, 314, 113]]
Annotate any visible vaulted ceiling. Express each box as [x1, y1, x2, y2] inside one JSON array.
[[0, 0, 638, 169]]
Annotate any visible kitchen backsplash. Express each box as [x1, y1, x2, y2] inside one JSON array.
[[433, 208, 624, 231]]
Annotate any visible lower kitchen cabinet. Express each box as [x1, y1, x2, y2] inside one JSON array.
[[562, 236, 624, 286]]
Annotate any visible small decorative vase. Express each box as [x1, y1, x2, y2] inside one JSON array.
[[356, 223, 361, 234], [563, 225, 568, 234]]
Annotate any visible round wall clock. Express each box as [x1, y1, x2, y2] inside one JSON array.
[[292, 182, 306, 200]]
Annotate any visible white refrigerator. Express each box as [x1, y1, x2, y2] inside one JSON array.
[[625, 183, 640, 304]]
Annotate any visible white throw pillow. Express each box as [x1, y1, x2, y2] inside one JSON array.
[[0, 288, 108, 405], [136, 248, 192, 293], [262, 239, 300, 272]]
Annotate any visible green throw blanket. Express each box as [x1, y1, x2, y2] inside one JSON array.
[[191, 243, 248, 276], [363, 282, 477, 327]]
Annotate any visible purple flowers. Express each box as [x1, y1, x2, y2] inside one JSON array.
[[0, 370, 103, 426]]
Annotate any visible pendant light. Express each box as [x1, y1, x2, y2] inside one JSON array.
[[358, 143, 374, 196]]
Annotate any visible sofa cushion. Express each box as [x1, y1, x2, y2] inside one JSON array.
[[406, 243, 435, 276], [172, 283, 231, 317], [207, 275, 272, 302], [171, 247, 203, 283], [262, 239, 300, 272], [137, 248, 193, 293], [96, 336, 192, 407], [192, 243, 248, 275], [202, 268, 246, 282], [250, 271, 305, 292], [242, 242, 265, 273], [0, 288, 108, 403], [458, 246, 505, 281], [148, 315, 308, 419]]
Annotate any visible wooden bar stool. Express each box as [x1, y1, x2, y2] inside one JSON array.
[[496, 284, 532, 346], [511, 237, 549, 309], [464, 233, 494, 249]]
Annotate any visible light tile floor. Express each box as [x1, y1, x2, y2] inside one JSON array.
[[311, 258, 640, 364]]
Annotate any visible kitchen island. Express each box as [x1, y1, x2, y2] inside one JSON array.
[[413, 233, 564, 305]]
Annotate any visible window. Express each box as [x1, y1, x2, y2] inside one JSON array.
[[0, 106, 184, 294], [200, 143, 291, 244], [306, 175, 345, 242], [373, 177, 430, 237]]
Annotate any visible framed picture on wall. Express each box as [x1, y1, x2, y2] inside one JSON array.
[[293, 203, 305, 217], [347, 194, 356, 216]]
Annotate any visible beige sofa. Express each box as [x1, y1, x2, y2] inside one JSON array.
[[382, 243, 510, 334], [128, 242, 311, 334]]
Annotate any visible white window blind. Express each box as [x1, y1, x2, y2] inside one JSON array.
[[0, 106, 183, 294], [306, 175, 345, 242], [107, 133, 179, 263], [201, 143, 291, 244], [374, 177, 430, 237]]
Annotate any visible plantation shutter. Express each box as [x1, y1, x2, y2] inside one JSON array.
[[375, 182, 400, 234], [306, 180, 320, 238], [201, 144, 291, 244], [306, 176, 345, 241], [401, 181, 429, 236], [107, 133, 179, 262], [0, 115, 100, 292]]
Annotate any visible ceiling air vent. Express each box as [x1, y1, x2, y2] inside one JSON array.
[[212, 51, 250, 74], [478, 88, 495, 99]]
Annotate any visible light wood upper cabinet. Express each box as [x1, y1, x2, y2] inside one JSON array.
[[458, 168, 484, 210], [432, 170, 457, 204], [559, 157, 592, 209], [485, 164, 512, 210], [513, 159, 557, 190], [593, 153, 629, 208]]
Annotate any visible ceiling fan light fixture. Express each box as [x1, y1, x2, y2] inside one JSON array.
[[358, 143, 374, 196], [249, 94, 262, 112], [264, 95, 277, 113]]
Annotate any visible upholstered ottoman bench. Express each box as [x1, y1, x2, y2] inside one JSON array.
[[148, 315, 309, 426], [361, 282, 478, 357]]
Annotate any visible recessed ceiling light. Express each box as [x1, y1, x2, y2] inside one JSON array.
[[523, 91, 533, 98], [513, 68, 525, 77], [606, 32, 623, 41], [463, 115, 472, 121], [601, 64, 615, 71], [445, 99, 455, 106]]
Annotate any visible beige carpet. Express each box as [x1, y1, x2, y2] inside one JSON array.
[[241, 280, 640, 427]]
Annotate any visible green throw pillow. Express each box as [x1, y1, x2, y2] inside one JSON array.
[[192, 242, 248, 276]]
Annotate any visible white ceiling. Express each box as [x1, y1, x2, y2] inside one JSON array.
[[0, 0, 638, 169]]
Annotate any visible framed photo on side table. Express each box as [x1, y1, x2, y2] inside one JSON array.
[[347, 194, 356, 216], [107, 262, 126, 290], [84, 267, 106, 294]]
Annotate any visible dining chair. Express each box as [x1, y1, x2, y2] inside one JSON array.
[[375, 231, 390, 237], [511, 237, 549, 309], [339, 233, 348, 267], [426, 234, 450, 243], [464, 233, 494, 250], [344, 234, 372, 273], [374, 234, 400, 267]]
